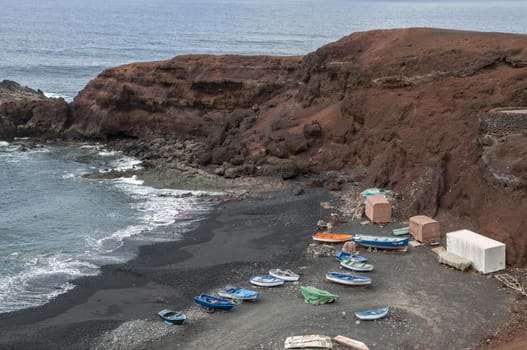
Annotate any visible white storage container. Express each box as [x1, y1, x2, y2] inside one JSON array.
[[446, 229, 506, 274]]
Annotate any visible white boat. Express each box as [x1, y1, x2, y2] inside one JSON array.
[[269, 268, 299, 282], [250, 275, 284, 287], [285, 334, 333, 349]]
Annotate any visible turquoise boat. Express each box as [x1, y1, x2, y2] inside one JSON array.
[[352, 235, 409, 250]]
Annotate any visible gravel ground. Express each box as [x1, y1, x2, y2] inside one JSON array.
[[0, 186, 521, 350]]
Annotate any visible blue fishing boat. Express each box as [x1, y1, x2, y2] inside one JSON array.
[[193, 293, 236, 312], [352, 235, 409, 250], [355, 305, 390, 320], [335, 250, 368, 262], [217, 286, 259, 302], [158, 309, 187, 325], [325, 272, 371, 286], [250, 275, 284, 287]]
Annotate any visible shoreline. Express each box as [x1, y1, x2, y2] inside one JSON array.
[[0, 186, 332, 349], [0, 184, 523, 349]]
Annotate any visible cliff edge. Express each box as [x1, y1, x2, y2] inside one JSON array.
[[2, 28, 527, 266]]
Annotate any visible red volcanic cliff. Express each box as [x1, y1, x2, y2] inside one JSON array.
[[3, 28, 527, 265], [69, 55, 302, 139]]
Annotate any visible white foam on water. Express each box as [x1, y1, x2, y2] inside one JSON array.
[[111, 156, 143, 172], [98, 154, 142, 173], [61, 172, 77, 179], [85, 178, 220, 254], [0, 253, 99, 313], [115, 175, 144, 185], [43, 91, 73, 103], [0, 147, 219, 314], [2, 147, 30, 163], [26, 146, 50, 154], [87, 224, 150, 253], [116, 180, 215, 227], [0, 141, 9, 147], [98, 150, 119, 157], [80, 143, 103, 150]]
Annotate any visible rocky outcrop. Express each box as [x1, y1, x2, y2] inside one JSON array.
[[480, 108, 527, 189], [69, 55, 301, 139], [2, 28, 527, 265], [70, 28, 527, 265], [0, 80, 46, 104], [0, 80, 70, 139]]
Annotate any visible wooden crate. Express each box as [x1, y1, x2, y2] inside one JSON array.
[[409, 215, 440, 243], [365, 196, 391, 224]]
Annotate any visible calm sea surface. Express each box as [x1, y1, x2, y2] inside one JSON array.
[[1, 0, 527, 313]]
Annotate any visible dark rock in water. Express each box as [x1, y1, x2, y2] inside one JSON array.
[[292, 185, 304, 196], [0, 97, 70, 139]]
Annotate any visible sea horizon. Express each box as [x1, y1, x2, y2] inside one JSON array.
[[2, 0, 527, 100]]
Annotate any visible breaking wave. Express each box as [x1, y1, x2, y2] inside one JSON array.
[[0, 144, 219, 313]]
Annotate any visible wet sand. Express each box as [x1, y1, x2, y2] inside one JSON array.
[[0, 186, 519, 350]]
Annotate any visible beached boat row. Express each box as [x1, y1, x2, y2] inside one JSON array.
[[159, 229, 398, 350], [313, 232, 410, 251]]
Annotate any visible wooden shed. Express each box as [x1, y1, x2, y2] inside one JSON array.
[[365, 195, 391, 224], [409, 215, 440, 244]]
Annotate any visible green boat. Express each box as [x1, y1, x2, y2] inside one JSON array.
[[340, 259, 374, 272], [392, 226, 410, 236], [300, 286, 339, 305]]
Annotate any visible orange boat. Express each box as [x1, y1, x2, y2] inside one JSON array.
[[312, 232, 353, 243]]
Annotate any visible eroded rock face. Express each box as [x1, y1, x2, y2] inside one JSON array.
[[4, 28, 527, 265], [0, 80, 46, 104], [480, 108, 527, 189], [0, 81, 70, 139], [69, 55, 302, 139]]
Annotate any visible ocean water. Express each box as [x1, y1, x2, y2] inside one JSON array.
[[1, 0, 527, 314], [1, 0, 527, 100], [0, 142, 215, 313]]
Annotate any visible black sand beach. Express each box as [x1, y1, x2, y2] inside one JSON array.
[[0, 186, 518, 350]]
